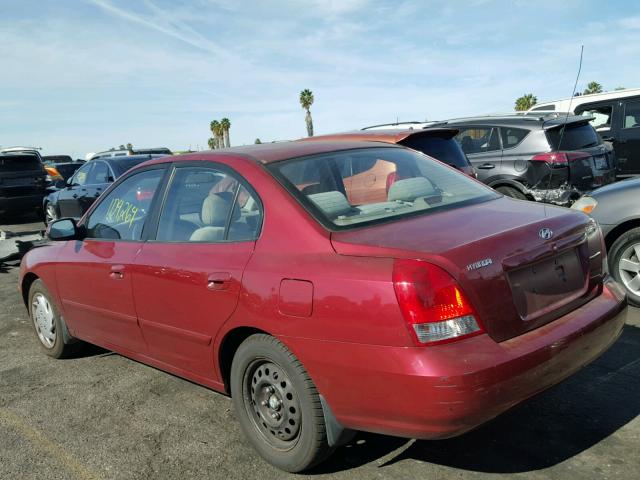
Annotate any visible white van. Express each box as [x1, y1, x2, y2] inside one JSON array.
[[528, 89, 640, 177]]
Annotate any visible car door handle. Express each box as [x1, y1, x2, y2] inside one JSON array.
[[207, 272, 231, 290], [109, 265, 125, 280], [477, 163, 495, 169]]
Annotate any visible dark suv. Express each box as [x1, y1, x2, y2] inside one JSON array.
[[0, 150, 48, 220], [432, 114, 617, 205]]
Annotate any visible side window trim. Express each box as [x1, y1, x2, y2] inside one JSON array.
[[457, 125, 502, 154], [80, 164, 169, 242], [150, 161, 264, 244]]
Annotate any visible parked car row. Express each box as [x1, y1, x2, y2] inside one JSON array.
[[22, 139, 627, 472]]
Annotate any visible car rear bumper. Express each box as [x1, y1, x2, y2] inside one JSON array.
[[0, 193, 45, 214], [285, 278, 627, 440]]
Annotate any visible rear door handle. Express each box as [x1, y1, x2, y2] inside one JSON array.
[[477, 163, 495, 169], [207, 272, 231, 290], [110, 265, 125, 280]]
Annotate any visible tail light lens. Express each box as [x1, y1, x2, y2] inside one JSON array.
[[44, 166, 63, 181], [392, 259, 484, 346], [531, 151, 590, 166], [386, 171, 399, 194]]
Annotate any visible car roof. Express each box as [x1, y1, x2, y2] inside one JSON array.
[[135, 141, 399, 169], [298, 128, 460, 145], [532, 88, 640, 110], [432, 113, 591, 130]]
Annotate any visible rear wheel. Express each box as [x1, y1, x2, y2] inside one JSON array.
[[496, 185, 528, 200], [609, 228, 640, 306], [28, 279, 81, 358], [230, 334, 332, 472]]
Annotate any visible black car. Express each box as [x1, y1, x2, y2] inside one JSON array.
[[432, 114, 617, 206], [572, 178, 640, 305], [0, 151, 48, 221], [44, 154, 166, 224]]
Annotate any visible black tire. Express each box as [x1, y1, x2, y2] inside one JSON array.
[[28, 279, 81, 358], [496, 185, 528, 200], [230, 334, 332, 472], [609, 227, 640, 307]]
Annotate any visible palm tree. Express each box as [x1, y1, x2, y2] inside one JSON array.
[[210, 120, 221, 149], [514, 93, 537, 111], [207, 137, 216, 150], [299, 89, 314, 137], [254, 138, 262, 144], [215, 122, 225, 148], [583, 81, 603, 95], [221, 118, 231, 148]]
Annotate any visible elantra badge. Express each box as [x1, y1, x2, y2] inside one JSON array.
[[466, 258, 493, 271], [539, 228, 553, 240]]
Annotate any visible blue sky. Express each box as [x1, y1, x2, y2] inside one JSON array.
[[1, 0, 639, 158]]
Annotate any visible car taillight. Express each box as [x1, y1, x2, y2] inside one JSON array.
[[392, 259, 484, 346], [44, 166, 63, 181], [136, 189, 153, 201], [386, 171, 398, 194], [531, 151, 590, 166]]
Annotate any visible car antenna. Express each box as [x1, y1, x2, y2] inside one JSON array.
[[556, 45, 584, 153]]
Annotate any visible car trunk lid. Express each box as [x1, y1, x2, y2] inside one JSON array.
[[331, 197, 602, 342]]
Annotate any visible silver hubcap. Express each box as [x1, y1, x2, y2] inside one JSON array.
[[618, 243, 640, 296], [32, 293, 56, 348], [46, 204, 58, 223]]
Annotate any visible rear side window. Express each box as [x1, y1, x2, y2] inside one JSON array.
[[455, 127, 501, 154], [577, 104, 613, 130], [399, 136, 470, 169], [155, 167, 262, 243], [623, 100, 640, 129], [270, 147, 496, 230], [531, 105, 555, 111], [546, 123, 600, 150], [500, 127, 529, 149]]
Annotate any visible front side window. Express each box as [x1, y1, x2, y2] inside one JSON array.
[[623, 100, 640, 129], [155, 167, 262, 243], [85, 169, 164, 240], [72, 163, 93, 186], [577, 104, 614, 130], [455, 127, 501, 154], [270, 147, 497, 230], [86, 161, 110, 184]]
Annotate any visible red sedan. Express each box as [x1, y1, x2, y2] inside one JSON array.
[[19, 141, 626, 472]]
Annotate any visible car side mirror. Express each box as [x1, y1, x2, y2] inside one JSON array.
[[48, 218, 84, 241]]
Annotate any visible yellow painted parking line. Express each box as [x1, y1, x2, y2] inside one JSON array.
[[0, 408, 103, 480]]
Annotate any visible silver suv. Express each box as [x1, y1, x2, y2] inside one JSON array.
[[431, 113, 617, 206]]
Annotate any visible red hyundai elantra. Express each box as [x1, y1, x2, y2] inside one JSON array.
[[19, 141, 627, 472]]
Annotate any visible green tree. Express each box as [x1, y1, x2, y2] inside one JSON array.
[[118, 144, 126, 150], [615, 86, 626, 91], [299, 89, 315, 137], [514, 93, 537, 111], [126, 142, 133, 154], [207, 137, 216, 150], [583, 81, 603, 95], [254, 138, 262, 144], [221, 117, 231, 148], [210, 120, 221, 149]]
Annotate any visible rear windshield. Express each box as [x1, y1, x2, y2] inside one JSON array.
[[398, 136, 471, 169], [269, 147, 496, 230], [0, 154, 44, 172], [109, 157, 155, 177], [546, 123, 600, 150]]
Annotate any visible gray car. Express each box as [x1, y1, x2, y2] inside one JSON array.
[[432, 113, 617, 206], [572, 179, 640, 305]]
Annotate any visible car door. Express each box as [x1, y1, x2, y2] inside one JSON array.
[[618, 98, 640, 176], [574, 100, 621, 174], [57, 162, 94, 218], [55, 166, 167, 352], [454, 125, 503, 182], [131, 164, 262, 381], [79, 160, 114, 215]]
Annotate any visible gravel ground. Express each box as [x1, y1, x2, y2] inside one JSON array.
[[1, 218, 639, 480]]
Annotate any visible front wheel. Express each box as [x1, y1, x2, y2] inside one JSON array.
[[28, 279, 81, 358], [230, 334, 332, 472], [609, 227, 640, 306]]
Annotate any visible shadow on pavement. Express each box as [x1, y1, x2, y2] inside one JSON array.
[[313, 323, 640, 475]]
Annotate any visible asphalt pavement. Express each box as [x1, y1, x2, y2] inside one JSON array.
[[1, 217, 639, 480]]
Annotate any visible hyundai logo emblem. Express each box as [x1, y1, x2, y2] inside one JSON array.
[[539, 228, 553, 240]]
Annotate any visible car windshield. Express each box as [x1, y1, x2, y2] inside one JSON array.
[[270, 147, 497, 230], [398, 135, 470, 169]]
